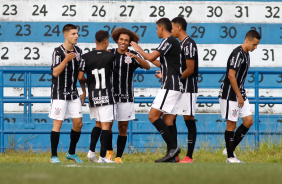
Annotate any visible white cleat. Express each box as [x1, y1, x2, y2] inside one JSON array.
[[223, 148, 237, 158], [98, 156, 115, 163], [226, 157, 245, 163], [87, 150, 98, 163]]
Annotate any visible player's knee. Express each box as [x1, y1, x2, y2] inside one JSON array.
[[148, 114, 158, 123], [118, 124, 128, 134]]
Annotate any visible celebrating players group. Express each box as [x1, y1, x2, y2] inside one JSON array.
[[48, 17, 261, 164]]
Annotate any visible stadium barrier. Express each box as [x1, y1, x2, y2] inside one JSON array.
[[0, 66, 282, 152]]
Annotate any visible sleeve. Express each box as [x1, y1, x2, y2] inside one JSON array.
[[79, 55, 86, 72], [183, 42, 197, 60], [132, 51, 142, 69], [229, 51, 243, 71], [156, 38, 172, 56], [51, 50, 61, 70]]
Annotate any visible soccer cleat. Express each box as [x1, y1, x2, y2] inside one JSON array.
[[226, 157, 245, 163], [179, 156, 194, 163], [87, 150, 98, 163], [106, 150, 114, 161], [66, 152, 84, 163], [175, 155, 180, 163], [98, 156, 115, 163], [115, 157, 123, 163], [50, 156, 61, 163], [223, 148, 237, 158], [155, 147, 181, 163]]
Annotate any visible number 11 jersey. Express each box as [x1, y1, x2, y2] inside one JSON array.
[[79, 50, 116, 107]]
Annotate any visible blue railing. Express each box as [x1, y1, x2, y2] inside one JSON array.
[[0, 66, 282, 152]]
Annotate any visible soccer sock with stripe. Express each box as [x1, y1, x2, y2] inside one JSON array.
[[153, 118, 176, 150], [51, 131, 60, 157], [185, 120, 197, 159], [90, 126, 101, 152], [100, 130, 110, 157], [234, 124, 249, 149], [68, 129, 81, 155], [225, 130, 235, 158], [116, 135, 127, 158]]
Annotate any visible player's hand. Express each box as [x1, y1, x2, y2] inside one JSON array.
[[80, 91, 86, 105], [125, 52, 137, 59], [237, 95, 244, 108], [65, 50, 76, 62], [155, 70, 162, 78], [130, 41, 142, 52]]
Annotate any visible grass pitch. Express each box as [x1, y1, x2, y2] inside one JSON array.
[[0, 142, 281, 184]]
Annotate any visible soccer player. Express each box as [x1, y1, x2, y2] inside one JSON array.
[[78, 30, 116, 163], [219, 30, 261, 163], [130, 18, 182, 162], [109, 27, 150, 163], [49, 24, 85, 163], [171, 17, 199, 163]]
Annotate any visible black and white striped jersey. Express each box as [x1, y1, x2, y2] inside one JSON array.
[[110, 48, 142, 103], [51, 45, 82, 100], [79, 50, 116, 107], [156, 36, 182, 91], [219, 46, 250, 101], [181, 36, 198, 93]]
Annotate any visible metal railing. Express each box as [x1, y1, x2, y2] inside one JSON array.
[[1, 66, 282, 152]]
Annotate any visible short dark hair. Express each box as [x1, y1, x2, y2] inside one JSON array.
[[95, 30, 109, 43], [245, 30, 261, 40], [156, 18, 172, 32], [111, 27, 139, 43], [171, 17, 187, 31], [62, 24, 77, 33]]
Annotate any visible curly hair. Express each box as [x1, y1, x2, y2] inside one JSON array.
[[111, 27, 140, 43]]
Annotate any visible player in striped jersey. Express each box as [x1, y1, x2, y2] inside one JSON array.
[[49, 24, 85, 163], [108, 28, 150, 163], [130, 18, 181, 162], [78, 30, 116, 163], [171, 17, 199, 163], [219, 30, 261, 163]]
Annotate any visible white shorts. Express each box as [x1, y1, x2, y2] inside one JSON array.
[[49, 98, 83, 121], [177, 93, 197, 116], [115, 102, 135, 121], [89, 104, 115, 122], [152, 89, 182, 114], [219, 98, 252, 122]]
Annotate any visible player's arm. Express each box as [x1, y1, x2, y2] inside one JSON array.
[[151, 60, 160, 67], [182, 59, 195, 79], [125, 52, 150, 70], [53, 51, 76, 78], [228, 69, 244, 108], [130, 41, 160, 62], [78, 71, 87, 105]]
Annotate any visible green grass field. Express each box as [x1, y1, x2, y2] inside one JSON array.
[[0, 143, 281, 184]]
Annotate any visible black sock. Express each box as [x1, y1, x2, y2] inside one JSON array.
[[168, 125, 177, 151], [116, 135, 127, 158], [185, 120, 197, 159], [100, 130, 110, 157], [234, 124, 249, 149], [68, 129, 81, 155], [153, 118, 176, 150], [225, 130, 235, 158], [108, 132, 113, 150], [51, 131, 60, 157], [90, 126, 101, 152]]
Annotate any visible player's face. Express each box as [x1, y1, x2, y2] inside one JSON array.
[[117, 34, 130, 52], [247, 38, 260, 52], [171, 22, 179, 38], [64, 29, 78, 45], [156, 25, 162, 38]]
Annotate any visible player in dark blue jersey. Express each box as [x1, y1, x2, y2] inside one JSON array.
[[219, 30, 261, 163], [130, 18, 181, 162]]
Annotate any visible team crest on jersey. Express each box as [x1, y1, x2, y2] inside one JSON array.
[[232, 109, 238, 117], [124, 56, 132, 64], [54, 108, 61, 116]]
